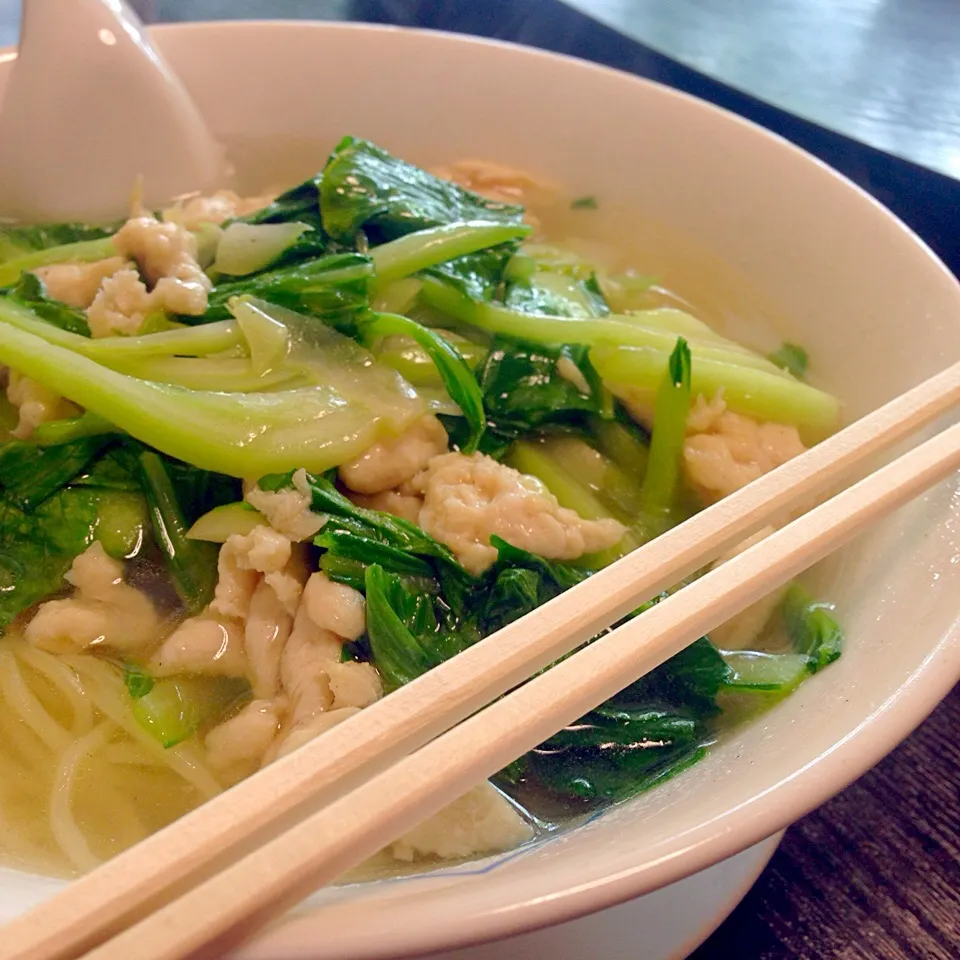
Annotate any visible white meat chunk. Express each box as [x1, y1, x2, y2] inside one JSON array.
[[709, 526, 788, 650], [245, 578, 294, 699], [389, 782, 533, 862], [245, 479, 325, 542], [339, 414, 449, 495], [280, 610, 339, 729], [168, 190, 275, 230], [280, 602, 379, 729], [431, 159, 546, 208], [33, 257, 130, 309], [414, 452, 625, 575], [111, 213, 212, 316], [210, 526, 294, 620], [347, 489, 423, 524], [150, 615, 247, 679], [5, 370, 78, 439], [302, 572, 366, 642], [205, 699, 282, 775], [684, 393, 807, 502], [86, 268, 153, 337], [271, 707, 360, 763], [25, 542, 159, 656], [326, 660, 382, 710]]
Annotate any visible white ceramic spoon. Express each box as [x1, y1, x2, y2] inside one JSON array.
[[0, 0, 225, 223]]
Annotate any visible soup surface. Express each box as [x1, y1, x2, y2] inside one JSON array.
[[0, 137, 843, 877]]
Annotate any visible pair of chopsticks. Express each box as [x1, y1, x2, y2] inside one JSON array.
[[4, 360, 960, 960]]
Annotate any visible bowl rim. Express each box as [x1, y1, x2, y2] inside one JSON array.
[[4, 19, 960, 959]]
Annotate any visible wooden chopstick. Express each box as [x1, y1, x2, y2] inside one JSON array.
[[83, 412, 960, 960], [2, 361, 959, 960]]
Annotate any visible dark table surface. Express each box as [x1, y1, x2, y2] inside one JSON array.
[[564, 0, 960, 182], [5, 1, 957, 957]]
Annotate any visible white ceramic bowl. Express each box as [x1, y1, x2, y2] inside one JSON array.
[[2, 21, 959, 960]]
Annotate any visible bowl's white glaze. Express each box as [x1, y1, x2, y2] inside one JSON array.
[[0, 22, 958, 960]]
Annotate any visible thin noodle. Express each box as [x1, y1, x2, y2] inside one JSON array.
[[64, 655, 223, 800], [0, 804, 62, 875], [100, 742, 168, 767], [0, 648, 72, 752], [15, 645, 93, 734], [0, 696, 51, 770], [49, 721, 115, 873], [82, 767, 150, 853]]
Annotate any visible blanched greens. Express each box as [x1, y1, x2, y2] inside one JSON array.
[[319, 136, 525, 243], [0, 136, 845, 818]]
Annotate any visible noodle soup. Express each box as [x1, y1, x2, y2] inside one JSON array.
[[0, 138, 843, 876]]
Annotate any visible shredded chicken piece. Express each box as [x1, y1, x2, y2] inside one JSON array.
[[389, 782, 532, 862], [244, 579, 294, 699], [280, 610, 339, 729], [414, 452, 625, 575], [167, 189, 275, 231], [267, 596, 380, 762], [33, 257, 130, 309], [271, 707, 360, 763], [86, 268, 153, 337], [150, 615, 247, 679], [684, 393, 807, 501], [210, 527, 294, 620], [302, 572, 366, 642], [339, 414, 449, 495], [347, 489, 424, 524], [111, 213, 212, 316], [205, 699, 283, 775], [5, 370, 78, 438], [245, 479, 325, 542], [326, 660, 382, 710], [709, 526, 788, 649], [431, 159, 545, 206], [25, 542, 159, 656]]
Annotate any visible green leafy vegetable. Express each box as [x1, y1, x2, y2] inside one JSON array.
[[186, 502, 266, 543], [363, 564, 456, 691], [570, 196, 598, 210], [720, 650, 810, 693], [0, 435, 110, 510], [202, 252, 374, 331], [130, 675, 249, 748], [782, 583, 843, 671], [0, 298, 424, 478], [233, 177, 321, 228], [229, 175, 329, 264], [366, 312, 485, 452], [639, 338, 691, 524], [0, 222, 117, 264], [137, 452, 221, 614], [32, 412, 117, 446], [768, 341, 809, 379], [319, 136, 525, 244], [477, 337, 608, 442], [124, 664, 155, 699], [505, 268, 609, 320], [370, 221, 531, 289], [591, 344, 839, 442], [429, 244, 522, 302], [0, 482, 147, 629], [212, 222, 313, 277], [8, 272, 90, 336]]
